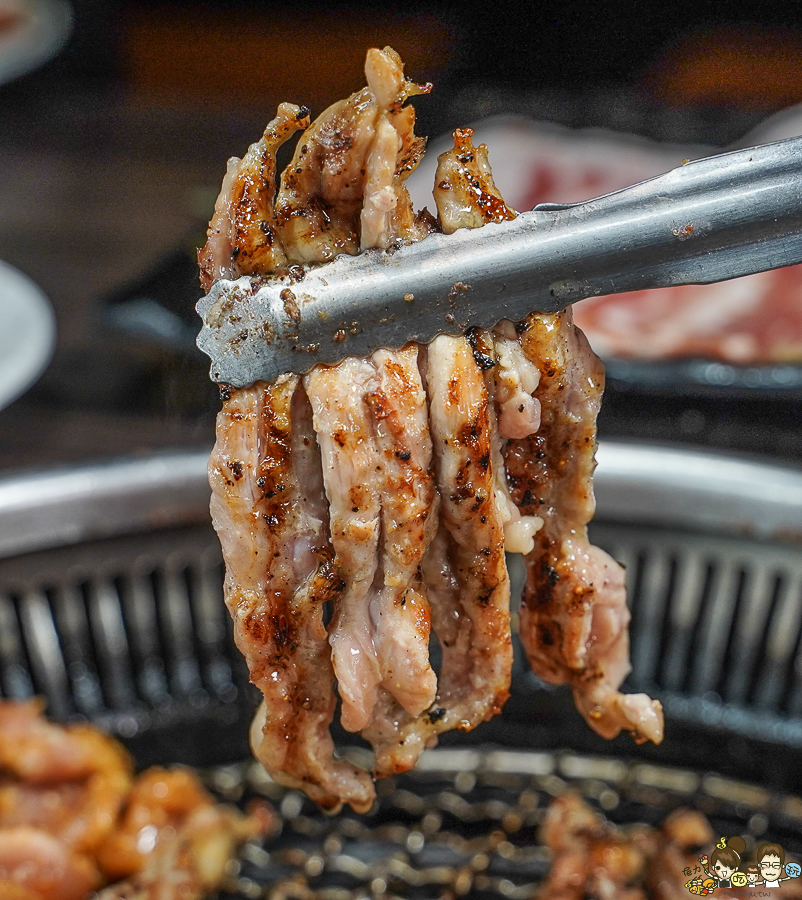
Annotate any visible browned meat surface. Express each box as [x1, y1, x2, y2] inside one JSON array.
[[203, 47, 661, 812], [95, 769, 265, 900], [308, 345, 440, 772], [537, 793, 723, 900], [0, 828, 100, 900], [422, 334, 512, 727], [198, 103, 309, 290], [538, 794, 802, 900], [209, 378, 374, 813], [0, 699, 132, 857], [198, 46, 431, 291], [369, 347, 438, 719], [0, 700, 131, 898], [505, 312, 663, 744], [538, 792, 653, 900], [363, 333, 514, 777], [0, 701, 265, 900], [433, 126, 517, 233], [309, 345, 439, 733], [306, 359, 385, 735], [646, 808, 715, 900], [430, 128, 660, 743], [206, 47, 439, 811]]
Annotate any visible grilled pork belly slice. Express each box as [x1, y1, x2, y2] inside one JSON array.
[[363, 334, 513, 777], [199, 46, 431, 292], [368, 347, 438, 720], [202, 46, 662, 812], [537, 792, 716, 900], [307, 358, 386, 735], [96, 768, 266, 900], [505, 312, 664, 744], [198, 103, 309, 289], [306, 352, 438, 734], [210, 378, 374, 812]]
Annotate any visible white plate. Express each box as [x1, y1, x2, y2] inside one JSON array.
[[0, 260, 56, 410], [0, 0, 72, 86]]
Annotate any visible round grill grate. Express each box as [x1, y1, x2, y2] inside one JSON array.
[[208, 747, 802, 900]]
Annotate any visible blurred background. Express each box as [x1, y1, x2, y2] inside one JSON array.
[[3, 0, 802, 469]]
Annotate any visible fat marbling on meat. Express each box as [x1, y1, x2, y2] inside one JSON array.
[[202, 47, 663, 813]]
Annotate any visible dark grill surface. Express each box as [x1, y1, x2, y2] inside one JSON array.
[[0, 524, 255, 766], [207, 748, 802, 900], [2, 463, 802, 897], [2, 515, 802, 779]]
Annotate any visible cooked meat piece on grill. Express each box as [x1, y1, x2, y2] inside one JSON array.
[[538, 792, 654, 900], [363, 331, 515, 777], [645, 808, 715, 900], [95, 768, 266, 900], [0, 699, 133, 855], [202, 46, 662, 812], [198, 47, 432, 292], [537, 793, 726, 900], [430, 134, 661, 743], [433, 126, 517, 233], [307, 347, 438, 738], [198, 102, 309, 289], [0, 827, 100, 900], [0, 700, 265, 900]]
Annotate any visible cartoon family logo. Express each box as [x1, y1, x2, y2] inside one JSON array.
[[684, 836, 802, 894]]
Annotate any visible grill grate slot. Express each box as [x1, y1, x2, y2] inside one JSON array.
[[655, 550, 706, 694], [50, 582, 104, 716], [18, 588, 70, 720], [119, 568, 171, 707], [687, 558, 742, 698], [678, 560, 717, 697], [0, 593, 33, 700], [782, 577, 802, 718], [151, 563, 205, 701], [185, 556, 239, 702], [719, 566, 773, 706], [82, 576, 138, 712], [0, 525, 253, 744], [653, 554, 679, 689], [629, 550, 676, 688], [715, 566, 750, 702], [744, 572, 787, 710], [619, 547, 645, 672], [629, 549, 668, 686]]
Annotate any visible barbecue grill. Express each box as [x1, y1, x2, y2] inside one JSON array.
[[1, 441, 801, 897]]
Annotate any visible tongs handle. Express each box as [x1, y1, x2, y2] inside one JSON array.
[[198, 136, 802, 386]]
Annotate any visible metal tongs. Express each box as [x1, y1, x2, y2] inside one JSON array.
[[197, 136, 802, 386]]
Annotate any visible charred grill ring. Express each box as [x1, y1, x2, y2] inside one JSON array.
[[0, 443, 801, 775]]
